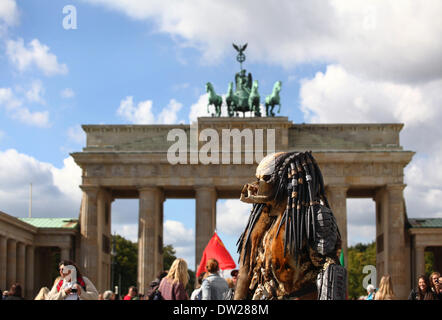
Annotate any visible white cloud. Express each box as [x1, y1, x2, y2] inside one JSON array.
[[84, 0, 442, 83], [300, 65, 438, 126], [117, 96, 184, 124], [51, 156, 82, 202], [0, 87, 21, 110], [6, 38, 68, 76], [189, 93, 210, 122], [172, 82, 190, 91], [112, 223, 138, 243], [347, 199, 376, 246], [0, 0, 19, 29], [157, 99, 183, 124], [299, 64, 442, 223], [164, 220, 195, 269], [24, 80, 45, 104], [12, 108, 49, 128], [0, 149, 81, 218], [67, 125, 85, 145], [0, 86, 50, 127], [217, 199, 251, 237], [60, 88, 75, 99], [117, 96, 155, 124]]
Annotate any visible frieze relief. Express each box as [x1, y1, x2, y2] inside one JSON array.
[[85, 162, 403, 179]]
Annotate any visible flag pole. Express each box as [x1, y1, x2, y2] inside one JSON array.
[[29, 183, 32, 218]]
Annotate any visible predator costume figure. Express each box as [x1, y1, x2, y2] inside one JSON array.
[[234, 151, 347, 300]]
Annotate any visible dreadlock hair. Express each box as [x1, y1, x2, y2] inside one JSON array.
[[238, 151, 333, 264]]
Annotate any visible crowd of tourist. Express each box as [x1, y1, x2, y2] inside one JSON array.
[[1, 258, 440, 301], [358, 271, 442, 300], [1, 257, 236, 300]]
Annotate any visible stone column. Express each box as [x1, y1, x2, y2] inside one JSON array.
[[6, 239, 17, 289], [60, 247, 70, 261], [195, 186, 217, 271], [414, 245, 426, 286], [0, 236, 7, 290], [79, 186, 99, 286], [97, 189, 112, 293], [385, 184, 409, 299], [17, 242, 26, 293], [138, 186, 164, 294], [326, 185, 348, 268], [25, 245, 35, 299]]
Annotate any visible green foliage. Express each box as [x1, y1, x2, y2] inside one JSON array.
[[163, 244, 177, 271], [425, 251, 435, 277], [112, 234, 138, 296], [111, 235, 195, 297], [187, 269, 196, 296], [347, 241, 376, 299]]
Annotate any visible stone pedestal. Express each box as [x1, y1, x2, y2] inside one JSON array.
[[195, 186, 217, 270], [138, 186, 164, 294]]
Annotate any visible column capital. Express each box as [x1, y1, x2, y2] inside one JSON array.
[[138, 185, 160, 192], [326, 184, 349, 193], [385, 183, 406, 191], [80, 185, 100, 194], [194, 185, 217, 192]]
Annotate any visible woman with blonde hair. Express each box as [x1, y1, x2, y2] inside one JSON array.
[[158, 258, 189, 300], [375, 275, 395, 300]]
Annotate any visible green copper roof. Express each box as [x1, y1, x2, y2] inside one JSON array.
[[408, 218, 442, 228], [18, 218, 78, 229]]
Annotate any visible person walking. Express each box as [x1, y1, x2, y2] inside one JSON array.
[[103, 290, 115, 300], [429, 272, 440, 299], [158, 258, 189, 300], [374, 275, 395, 300], [365, 284, 376, 300], [201, 258, 229, 300], [146, 271, 168, 300], [438, 275, 442, 300], [5, 283, 24, 300], [124, 286, 139, 300], [47, 260, 99, 300], [190, 272, 206, 300], [408, 275, 435, 300]]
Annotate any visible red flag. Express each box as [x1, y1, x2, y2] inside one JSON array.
[[196, 232, 236, 277]]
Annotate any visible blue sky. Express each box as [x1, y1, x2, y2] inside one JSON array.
[[0, 0, 441, 271]]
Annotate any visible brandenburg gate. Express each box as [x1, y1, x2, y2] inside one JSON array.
[[71, 116, 414, 298]]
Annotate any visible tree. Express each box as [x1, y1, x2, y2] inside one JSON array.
[[112, 234, 138, 296], [163, 244, 177, 270], [347, 241, 376, 299], [111, 235, 195, 296]]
